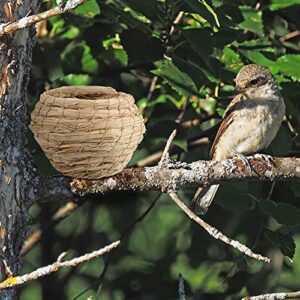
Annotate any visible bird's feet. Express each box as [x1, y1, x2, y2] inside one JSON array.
[[233, 153, 252, 171], [253, 153, 275, 166]]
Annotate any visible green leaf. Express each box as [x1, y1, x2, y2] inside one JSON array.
[[239, 50, 279, 74], [270, 0, 300, 11], [61, 26, 80, 40], [173, 139, 188, 152], [81, 44, 99, 74], [182, 28, 214, 59], [276, 203, 300, 226], [185, 0, 220, 27], [123, 0, 158, 19], [259, 200, 300, 226], [264, 229, 295, 259], [221, 48, 243, 72], [199, 0, 220, 27], [73, 0, 100, 18], [239, 5, 263, 36], [173, 56, 209, 87], [277, 55, 300, 81], [61, 42, 98, 74], [153, 60, 198, 97], [63, 74, 91, 85]]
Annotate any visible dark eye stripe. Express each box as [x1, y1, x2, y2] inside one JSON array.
[[249, 76, 268, 87]]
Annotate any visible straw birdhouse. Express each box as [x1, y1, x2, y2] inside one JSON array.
[[30, 86, 145, 179]]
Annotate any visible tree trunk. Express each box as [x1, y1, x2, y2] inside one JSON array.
[[0, 1, 40, 298]]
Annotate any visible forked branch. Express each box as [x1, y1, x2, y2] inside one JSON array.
[[0, 240, 120, 290]]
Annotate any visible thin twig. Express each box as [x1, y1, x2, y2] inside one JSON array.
[[0, 0, 89, 36], [137, 137, 209, 167], [168, 192, 270, 263], [146, 76, 158, 100], [242, 291, 300, 300], [279, 30, 300, 42], [169, 11, 185, 36], [0, 240, 120, 289], [159, 129, 177, 166]]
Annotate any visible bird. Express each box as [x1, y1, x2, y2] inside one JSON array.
[[191, 64, 286, 214]]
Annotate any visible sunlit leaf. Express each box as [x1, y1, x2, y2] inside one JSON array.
[[186, 0, 220, 27], [221, 48, 243, 72], [239, 5, 264, 36], [73, 0, 100, 18], [270, 0, 300, 11], [63, 73, 91, 85], [277, 55, 300, 81]]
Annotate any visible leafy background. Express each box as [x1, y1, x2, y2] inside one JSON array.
[[23, 0, 300, 299]]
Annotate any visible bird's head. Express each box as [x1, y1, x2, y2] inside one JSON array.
[[234, 64, 277, 97]]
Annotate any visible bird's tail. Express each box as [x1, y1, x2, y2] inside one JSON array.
[[190, 184, 219, 215]]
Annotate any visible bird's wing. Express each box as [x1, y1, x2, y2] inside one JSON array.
[[210, 94, 245, 159]]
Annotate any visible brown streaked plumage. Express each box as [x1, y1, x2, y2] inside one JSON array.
[[191, 64, 285, 214]]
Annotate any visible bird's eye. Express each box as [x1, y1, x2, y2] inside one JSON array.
[[249, 78, 260, 86]]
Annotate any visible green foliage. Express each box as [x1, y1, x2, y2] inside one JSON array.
[[264, 229, 295, 259], [270, 0, 300, 11], [25, 0, 300, 299], [73, 0, 100, 18], [153, 60, 198, 96]]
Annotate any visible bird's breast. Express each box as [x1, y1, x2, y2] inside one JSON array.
[[213, 97, 285, 159]]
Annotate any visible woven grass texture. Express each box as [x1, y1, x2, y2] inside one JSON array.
[[30, 86, 145, 179]]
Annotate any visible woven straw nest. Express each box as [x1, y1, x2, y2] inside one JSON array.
[[30, 86, 145, 179]]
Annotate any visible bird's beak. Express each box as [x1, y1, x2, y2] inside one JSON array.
[[233, 86, 245, 95]]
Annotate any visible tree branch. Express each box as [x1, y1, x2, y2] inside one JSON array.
[[0, 240, 120, 290], [168, 192, 270, 262], [37, 175, 73, 202], [70, 157, 300, 196], [242, 291, 300, 300], [0, 0, 89, 36]]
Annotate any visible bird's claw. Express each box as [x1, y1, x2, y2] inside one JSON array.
[[253, 153, 275, 165], [233, 153, 252, 171]]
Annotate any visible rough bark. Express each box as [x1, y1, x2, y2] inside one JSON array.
[[69, 157, 300, 196], [0, 1, 40, 298]]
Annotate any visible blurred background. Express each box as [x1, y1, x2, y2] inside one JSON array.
[[22, 0, 300, 299]]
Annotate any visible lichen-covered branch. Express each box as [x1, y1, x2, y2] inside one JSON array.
[[70, 157, 300, 196], [0, 240, 120, 290], [169, 192, 270, 262], [242, 291, 300, 300], [0, 0, 88, 36]]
